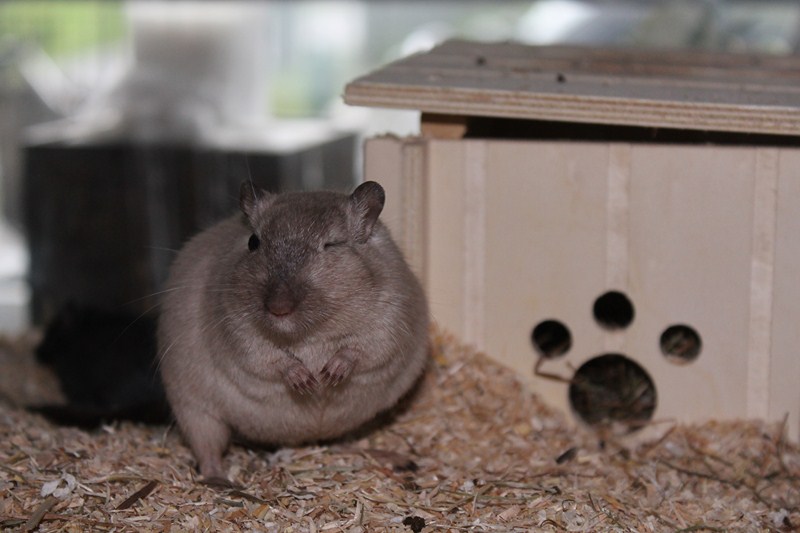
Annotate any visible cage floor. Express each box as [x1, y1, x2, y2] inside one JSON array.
[[1, 328, 798, 532]]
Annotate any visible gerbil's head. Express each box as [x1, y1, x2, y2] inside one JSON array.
[[230, 181, 386, 344]]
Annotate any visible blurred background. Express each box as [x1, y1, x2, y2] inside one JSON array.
[[1, 0, 799, 333]]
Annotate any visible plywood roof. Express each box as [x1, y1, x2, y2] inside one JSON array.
[[344, 40, 800, 136]]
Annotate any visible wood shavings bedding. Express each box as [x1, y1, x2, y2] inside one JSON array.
[[1, 329, 798, 532]]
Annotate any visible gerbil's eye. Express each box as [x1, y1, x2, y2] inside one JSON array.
[[323, 240, 347, 250], [248, 234, 260, 252]]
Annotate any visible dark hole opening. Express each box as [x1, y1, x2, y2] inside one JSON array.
[[569, 353, 656, 433], [593, 291, 635, 330], [660, 324, 702, 364], [531, 319, 572, 359]]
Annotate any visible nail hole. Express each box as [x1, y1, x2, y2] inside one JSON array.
[[569, 353, 656, 433], [660, 324, 702, 364], [593, 291, 635, 330], [531, 319, 572, 359]]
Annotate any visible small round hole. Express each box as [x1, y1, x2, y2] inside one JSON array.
[[569, 353, 656, 432], [660, 324, 702, 364], [593, 291, 635, 330], [531, 319, 572, 359]]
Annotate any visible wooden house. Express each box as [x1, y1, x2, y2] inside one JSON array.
[[345, 40, 800, 439]]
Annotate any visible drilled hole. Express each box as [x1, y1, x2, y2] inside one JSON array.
[[569, 353, 656, 433], [660, 324, 702, 364], [531, 319, 572, 359], [593, 291, 635, 330]]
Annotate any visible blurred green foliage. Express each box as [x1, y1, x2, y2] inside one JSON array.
[[0, 0, 125, 58]]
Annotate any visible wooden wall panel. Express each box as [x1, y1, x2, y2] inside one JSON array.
[[364, 135, 800, 439], [626, 146, 756, 422], [771, 150, 800, 438]]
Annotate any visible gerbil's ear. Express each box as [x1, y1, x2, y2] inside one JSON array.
[[239, 181, 273, 222], [349, 181, 385, 243]]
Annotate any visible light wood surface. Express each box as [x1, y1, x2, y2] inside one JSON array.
[[346, 40, 800, 136], [365, 137, 800, 439]]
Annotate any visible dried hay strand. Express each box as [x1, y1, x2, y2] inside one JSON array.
[[1, 328, 799, 532]]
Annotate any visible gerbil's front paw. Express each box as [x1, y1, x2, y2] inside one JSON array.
[[321, 349, 356, 388], [283, 360, 319, 395]]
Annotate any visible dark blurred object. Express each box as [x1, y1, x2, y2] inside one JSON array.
[[22, 132, 356, 325], [32, 303, 169, 428]]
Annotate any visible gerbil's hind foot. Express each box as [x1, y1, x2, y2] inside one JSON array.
[[179, 414, 231, 483], [320, 348, 357, 387], [200, 476, 243, 490]]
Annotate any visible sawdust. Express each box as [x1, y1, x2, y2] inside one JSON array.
[[1, 328, 798, 532]]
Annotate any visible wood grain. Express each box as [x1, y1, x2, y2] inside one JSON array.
[[345, 40, 800, 136]]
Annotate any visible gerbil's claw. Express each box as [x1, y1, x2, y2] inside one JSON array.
[[320, 366, 345, 387], [321, 351, 356, 388], [284, 363, 319, 395], [297, 376, 319, 395]]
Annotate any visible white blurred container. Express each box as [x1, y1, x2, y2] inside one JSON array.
[[115, 1, 272, 142]]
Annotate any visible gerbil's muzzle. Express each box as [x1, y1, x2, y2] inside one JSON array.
[[264, 281, 306, 317]]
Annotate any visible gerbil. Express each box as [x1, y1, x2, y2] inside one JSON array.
[[158, 181, 429, 482], [34, 303, 169, 428]]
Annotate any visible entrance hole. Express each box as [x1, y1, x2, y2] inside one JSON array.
[[531, 319, 572, 359], [592, 291, 635, 330], [569, 353, 656, 432], [660, 324, 702, 364]]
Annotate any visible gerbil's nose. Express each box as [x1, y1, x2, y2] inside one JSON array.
[[267, 297, 295, 317], [265, 285, 298, 317]]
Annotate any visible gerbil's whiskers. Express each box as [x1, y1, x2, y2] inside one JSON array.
[[155, 338, 180, 373], [109, 300, 163, 351], [245, 156, 256, 199], [122, 285, 194, 306], [144, 245, 181, 254]]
